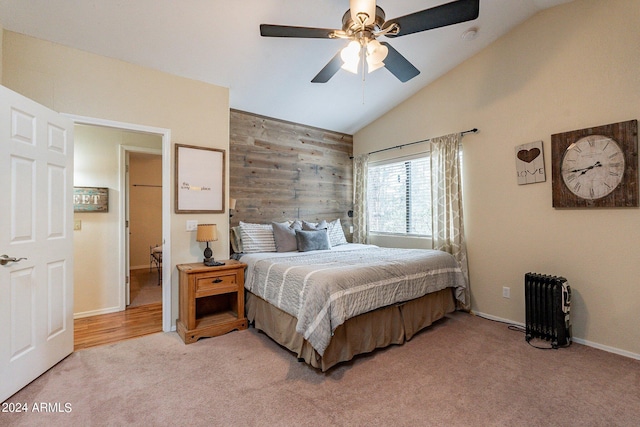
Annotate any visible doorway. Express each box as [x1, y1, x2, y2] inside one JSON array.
[[68, 115, 172, 335], [127, 150, 163, 309]]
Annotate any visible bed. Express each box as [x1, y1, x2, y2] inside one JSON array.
[[235, 222, 467, 371]]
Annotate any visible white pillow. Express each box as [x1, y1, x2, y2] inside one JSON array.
[[327, 218, 348, 246], [239, 221, 276, 253]]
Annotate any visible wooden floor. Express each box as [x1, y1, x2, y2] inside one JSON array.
[[74, 303, 163, 351]]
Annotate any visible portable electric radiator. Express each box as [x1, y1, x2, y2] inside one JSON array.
[[524, 273, 571, 348]]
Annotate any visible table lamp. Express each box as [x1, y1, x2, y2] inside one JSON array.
[[196, 224, 224, 266]]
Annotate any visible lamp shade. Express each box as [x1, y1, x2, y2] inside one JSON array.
[[196, 224, 218, 242], [229, 198, 237, 210]]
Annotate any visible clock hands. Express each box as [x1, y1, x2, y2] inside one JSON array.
[[568, 161, 603, 175]]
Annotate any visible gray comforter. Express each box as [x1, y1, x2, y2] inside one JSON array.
[[241, 244, 467, 356]]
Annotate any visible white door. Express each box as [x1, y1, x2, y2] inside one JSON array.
[[0, 86, 74, 402]]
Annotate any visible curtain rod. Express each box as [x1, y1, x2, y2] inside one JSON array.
[[350, 128, 478, 159]]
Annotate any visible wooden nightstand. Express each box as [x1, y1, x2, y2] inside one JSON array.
[[176, 260, 248, 344]]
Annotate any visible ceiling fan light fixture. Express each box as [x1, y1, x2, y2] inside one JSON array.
[[341, 60, 360, 75], [350, 0, 376, 27], [260, 0, 481, 84], [366, 39, 388, 63], [341, 40, 361, 74], [366, 59, 385, 73], [365, 39, 387, 74]]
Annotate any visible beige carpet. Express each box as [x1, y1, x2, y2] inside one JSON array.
[[3, 312, 639, 426]]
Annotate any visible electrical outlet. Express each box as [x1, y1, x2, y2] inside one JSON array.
[[502, 286, 510, 299], [74, 220, 82, 231], [186, 220, 198, 231]]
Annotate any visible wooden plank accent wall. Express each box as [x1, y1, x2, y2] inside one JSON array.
[[229, 109, 354, 239]]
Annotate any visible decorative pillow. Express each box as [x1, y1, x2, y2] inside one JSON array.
[[327, 218, 348, 246], [301, 219, 328, 231], [295, 229, 331, 252], [272, 221, 302, 252], [239, 221, 276, 253], [230, 226, 243, 253]]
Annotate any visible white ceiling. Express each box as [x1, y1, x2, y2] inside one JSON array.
[[0, 0, 573, 134]]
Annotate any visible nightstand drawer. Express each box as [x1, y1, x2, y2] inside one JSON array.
[[195, 273, 238, 297]]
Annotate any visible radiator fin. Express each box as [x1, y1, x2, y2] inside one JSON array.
[[525, 272, 571, 348]]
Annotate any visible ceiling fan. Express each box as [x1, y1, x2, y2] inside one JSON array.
[[260, 0, 480, 83]]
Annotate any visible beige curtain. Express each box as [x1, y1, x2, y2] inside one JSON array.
[[430, 133, 470, 310], [352, 154, 369, 244]]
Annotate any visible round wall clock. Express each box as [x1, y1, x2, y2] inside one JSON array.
[[551, 120, 638, 208], [560, 135, 624, 200]]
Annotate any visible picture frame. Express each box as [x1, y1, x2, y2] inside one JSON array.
[[515, 141, 546, 185], [551, 120, 638, 208], [74, 187, 109, 212], [175, 144, 225, 213]]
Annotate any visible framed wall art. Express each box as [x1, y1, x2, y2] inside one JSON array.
[[74, 187, 109, 212], [515, 141, 546, 185], [175, 144, 225, 213], [551, 119, 638, 208]]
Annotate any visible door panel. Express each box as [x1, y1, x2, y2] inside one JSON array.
[[9, 268, 36, 359], [47, 260, 67, 337], [1, 85, 74, 402], [10, 156, 35, 242]]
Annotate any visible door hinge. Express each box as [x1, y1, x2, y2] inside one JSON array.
[[126, 220, 129, 228], [126, 276, 129, 284]]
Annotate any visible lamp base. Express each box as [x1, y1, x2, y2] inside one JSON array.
[[202, 243, 224, 266], [203, 258, 225, 267]]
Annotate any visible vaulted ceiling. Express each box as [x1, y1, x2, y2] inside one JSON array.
[[0, 0, 573, 134]]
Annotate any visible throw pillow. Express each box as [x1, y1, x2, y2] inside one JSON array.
[[295, 229, 331, 252], [272, 221, 301, 252], [327, 218, 348, 246], [239, 221, 276, 253]]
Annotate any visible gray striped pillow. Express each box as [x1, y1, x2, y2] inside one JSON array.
[[239, 222, 276, 253]]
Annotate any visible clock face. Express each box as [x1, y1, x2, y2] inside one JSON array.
[[560, 135, 625, 200]]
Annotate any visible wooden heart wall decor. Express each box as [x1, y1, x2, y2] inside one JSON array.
[[515, 141, 546, 185]]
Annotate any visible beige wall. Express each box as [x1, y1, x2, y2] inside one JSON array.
[[3, 31, 230, 325], [355, 0, 640, 357]]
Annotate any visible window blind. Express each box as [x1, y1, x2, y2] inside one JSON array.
[[367, 157, 431, 236]]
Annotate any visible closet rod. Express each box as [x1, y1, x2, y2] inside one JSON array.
[[132, 184, 162, 188], [351, 128, 478, 159]]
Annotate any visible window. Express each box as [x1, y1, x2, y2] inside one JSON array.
[[367, 156, 431, 236]]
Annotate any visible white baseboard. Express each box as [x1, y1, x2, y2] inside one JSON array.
[[471, 311, 524, 327], [570, 337, 640, 360], [74, 306, 122, 319], [471, 311, 640, 361]]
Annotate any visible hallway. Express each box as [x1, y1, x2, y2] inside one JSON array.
[[74, 270, 162, 350]]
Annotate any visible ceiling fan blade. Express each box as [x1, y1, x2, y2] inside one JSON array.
[[383, 0, 480, 38], [311, 51, 344, 83], [260, 24, 337, 39], [380, 42, 420, 83]]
